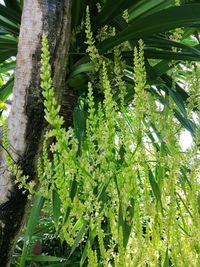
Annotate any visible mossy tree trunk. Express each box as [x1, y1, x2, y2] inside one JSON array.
[[0, 1, 72, 266]]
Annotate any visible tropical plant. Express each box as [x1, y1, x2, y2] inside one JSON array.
[[0, 0, 200, 266], [0, 0, 21, 105]]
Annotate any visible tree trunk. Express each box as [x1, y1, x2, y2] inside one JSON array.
[[0, 1, 72, 266]]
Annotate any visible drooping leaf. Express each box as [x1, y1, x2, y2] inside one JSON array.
[[152, 60, 172, 77], [26, 255, 66, 262], [69, 219, 88, 257], [164, 85, 187, 117], [70, 217, 85, 234], [0, 60, 15, 73], [129, 0, 174, 22], [0, 3, 21, 24], [161, 74, 189, 107], [145, 36, 200, 56], [80, 227, 97, 267], [0, 76, 14, 101], [145, 49, 200, 61], [98, 4, 200, 53], [0, 16, 19, 35], [69, 62, 95, 78], [4, 0, 22, 13], [148, 166, 163, 208], [93, 0, 140, 27], [174, 109, 196, 136]]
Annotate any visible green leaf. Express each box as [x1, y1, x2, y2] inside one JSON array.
[[152, 60, 172, 77], [148, 166, 163, 208], [0, 60, 15, 73], [0, 48, 17, 63], [129, 0, 173, 22], [114, 176, 125, 247], [69, 219, 88, 257], [0, 3, 21, 24], [97, 180, 110, 204], [4, 0, 22, 13], [0, 16, 19, 35], [163, 248, 170, 267], [0, 28, 9, 35], [70, 217, 85, 234], [63, 178, 77, 224], [80, 227, 97, 267], [0, 35, 17, 45], [52, 189, 61, 231], [0, 76, 14, 101], [145, 49, 200, 61], [174, 110, 196, 136], [144, 120, 161, 152], [118, 202, 124, 239], [109, 15, 128, 32], [20, 195, 45, 267], [176, 192, 193, 218], [161, 74, 189, 107], [71, 0, 87, 29], [123, 198, 135, 248], [164, 85, 187, 117], [98, 4, 200, 53], [94, 0, 140, 27], [67, 73, 88, 88], [73, 107, 86, 156], [71, 0, 98, 29], [69, 62, 95, 78], [26, 255, 66, 262], [146, 36, 200, 56], [120, 38, 200, 62], [179, 166, 192, 190]]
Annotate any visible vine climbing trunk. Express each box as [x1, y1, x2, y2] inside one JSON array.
[[0, 1, 72, 266]]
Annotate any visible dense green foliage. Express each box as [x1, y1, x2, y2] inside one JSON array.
[[10, 17, 200, 267], [32, 31, 200, 267], [0, 0, 21, 107], [1, 0, 200, 266]]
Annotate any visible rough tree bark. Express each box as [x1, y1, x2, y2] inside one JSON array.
[[0, 1, 72, 266]]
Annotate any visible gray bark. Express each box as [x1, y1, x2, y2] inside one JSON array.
[[0, 1, 72, 266]]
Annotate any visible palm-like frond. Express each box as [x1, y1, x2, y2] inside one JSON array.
[[0, 1, 21, 107], [68, 0, 200, 137]]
